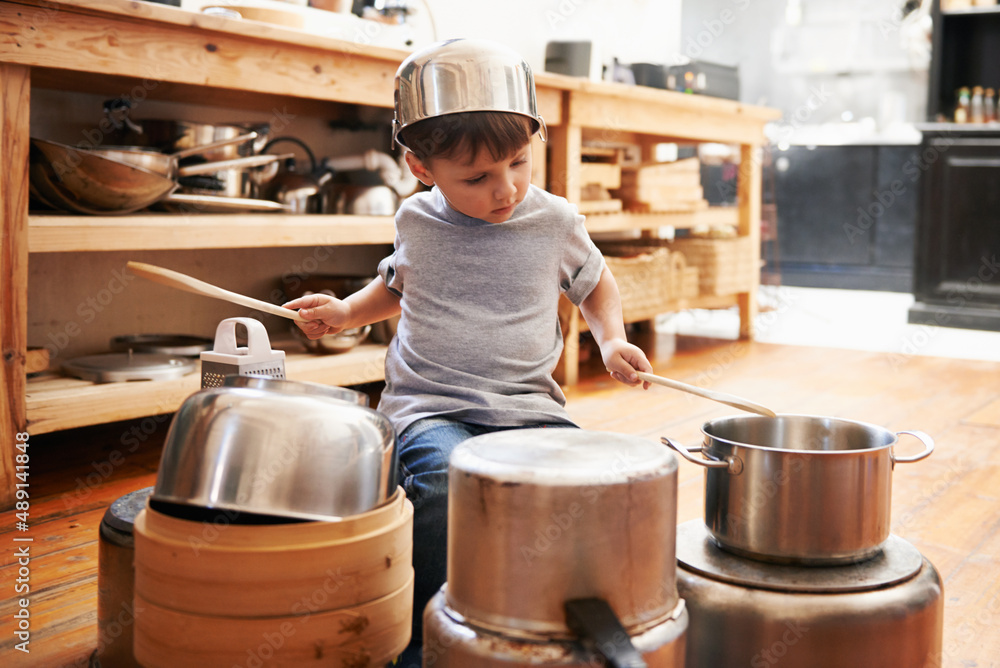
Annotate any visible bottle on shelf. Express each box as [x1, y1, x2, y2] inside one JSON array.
[[985, 88, 997, 123], [971, 86, 985, 124], [955, 87, 971, 123]]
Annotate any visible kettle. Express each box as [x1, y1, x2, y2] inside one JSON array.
[[259, 137, 332, 213], [321, 149, 418, 215]]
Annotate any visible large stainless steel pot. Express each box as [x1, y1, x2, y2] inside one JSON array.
[[153, 377, 396, 522], [663, 414, 934, 564], [446, 429, 680, 639]]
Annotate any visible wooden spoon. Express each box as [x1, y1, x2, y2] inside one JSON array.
[[636, 371, 777, 418], [127, 261, 309, 323]]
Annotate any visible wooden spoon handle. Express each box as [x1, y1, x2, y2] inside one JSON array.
[[636, 371, 777, 418], [127, 261, 309, 323]]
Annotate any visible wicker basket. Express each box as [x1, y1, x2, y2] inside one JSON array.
[[598, 241, 699, 317], [668, 236, 756, 296]]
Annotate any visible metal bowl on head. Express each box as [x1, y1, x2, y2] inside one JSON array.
[[392, 38, 547, 150], [152, 379, 397, 522]]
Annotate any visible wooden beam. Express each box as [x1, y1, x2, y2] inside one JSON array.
[[1, 62, 30, 509], [29, 214, 397, 252], [737, 143, 762, 339], [570, 85, 778, 146], [0, 1, 400, 107]]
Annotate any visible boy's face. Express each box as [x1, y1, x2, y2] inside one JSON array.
[[405, 144, 532, 224]]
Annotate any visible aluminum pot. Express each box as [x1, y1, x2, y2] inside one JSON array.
[[153, 378, 396, 522], [447, 429, 680, 640], [663, 414, 934, 565]]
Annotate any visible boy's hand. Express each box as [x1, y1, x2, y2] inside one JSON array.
[[283, 293, 351, 340], [601, 338, 653, 389]]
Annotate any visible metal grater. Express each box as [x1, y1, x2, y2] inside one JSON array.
[[200, 317, 286, 388]]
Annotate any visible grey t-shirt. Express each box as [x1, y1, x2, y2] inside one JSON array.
[[376, 184, 605, 435]]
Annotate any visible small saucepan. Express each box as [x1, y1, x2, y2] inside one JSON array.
[[663, 414, 934, 565]]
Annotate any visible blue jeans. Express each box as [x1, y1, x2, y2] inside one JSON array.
[[396, 417, 576, 660]]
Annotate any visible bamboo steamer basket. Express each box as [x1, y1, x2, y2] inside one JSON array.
[[134, 488, 412, 617], [133, 574, 413, 667]]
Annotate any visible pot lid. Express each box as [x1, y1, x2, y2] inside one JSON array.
[[101, 486, 155, 534], [110, 333, 214, 357], [63, 352, 197, 383], [676, 520, 923, 593], [450, 429, 677, 486]]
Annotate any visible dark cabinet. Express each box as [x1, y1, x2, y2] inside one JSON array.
[[773, 144, 919, 292], [909, 130, 1000, 330]]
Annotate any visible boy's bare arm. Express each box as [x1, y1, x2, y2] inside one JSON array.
[[284, 277, 401, 339], [578, 266, 653, 388]]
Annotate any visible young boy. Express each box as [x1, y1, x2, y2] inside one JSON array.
[[284, 38, 653, 661]]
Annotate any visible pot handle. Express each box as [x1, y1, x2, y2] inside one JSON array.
[[661, 437, 743, 474], [891, 430, 934, 464], [564, 598, 647, 668]]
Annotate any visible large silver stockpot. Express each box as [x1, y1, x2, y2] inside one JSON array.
[[663, 414, 934, 565], [675, 521, 942, 668], [152, 378, 396, 522], [446, 429, 680, 639]]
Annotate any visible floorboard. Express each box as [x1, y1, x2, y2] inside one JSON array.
[[3, 334, 999, 667]]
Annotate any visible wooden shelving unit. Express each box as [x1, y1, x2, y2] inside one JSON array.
[[0, 0, 778, 506], [25, 343, 388, 435]]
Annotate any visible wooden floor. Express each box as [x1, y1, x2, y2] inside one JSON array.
[[3, 332, 1000, 667]]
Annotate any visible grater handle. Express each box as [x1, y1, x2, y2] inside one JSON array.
[[212, 318, 275, 360]]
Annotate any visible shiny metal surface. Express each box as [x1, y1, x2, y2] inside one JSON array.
[[446, 429, 679, 639], [669, 414, 933, 564], [393, 38, 547, 150], [676, 525, 943, 668], [424, 589, 687, 667], [676, 521, 922, 593], [221, 375, 369, 406], [292, 323, 372, 354], [153, 382, 396, 521], [62, 352, 196, 383], [30, 139, 176, 214]]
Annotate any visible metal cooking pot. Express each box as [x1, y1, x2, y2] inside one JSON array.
[[663, 414, 934, 565], [447, 429, 680, 640], [153, 378, 396, 522]]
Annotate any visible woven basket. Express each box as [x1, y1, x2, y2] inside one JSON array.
[[598, 241, 699, 317], [668, 236, 756, 296]]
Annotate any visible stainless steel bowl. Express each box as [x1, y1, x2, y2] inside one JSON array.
[[392, 38, 547, 150], [222, 374, 369, 406], [292, 323, 371, 354], [153, 379, 396, 521]]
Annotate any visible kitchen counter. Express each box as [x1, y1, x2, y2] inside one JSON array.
[[0, 0, 778, 507]]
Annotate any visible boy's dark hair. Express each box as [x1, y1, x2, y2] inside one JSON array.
[[398, 111, 534, 164]]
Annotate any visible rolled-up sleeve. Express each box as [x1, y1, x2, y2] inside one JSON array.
[[378, 233, 404, 297], [560, 211, 606, 306]]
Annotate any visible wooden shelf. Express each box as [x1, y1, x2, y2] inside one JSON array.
[[575, 294, 739, 332], [584, 207, 739, 234], [28, 213, 397, 252], [27, 209, 739, 252], [25, 343, 388, 434]]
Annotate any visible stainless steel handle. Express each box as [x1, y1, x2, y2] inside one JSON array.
[[661, 437, 743, 474], [891, 430, 934, 464]]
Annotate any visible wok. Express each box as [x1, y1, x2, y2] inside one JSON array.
[[30, 139, 176, 214], [30, 138, 288, 214]]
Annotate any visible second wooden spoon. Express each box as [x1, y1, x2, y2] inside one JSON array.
[[636, 371, 777, 418]]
